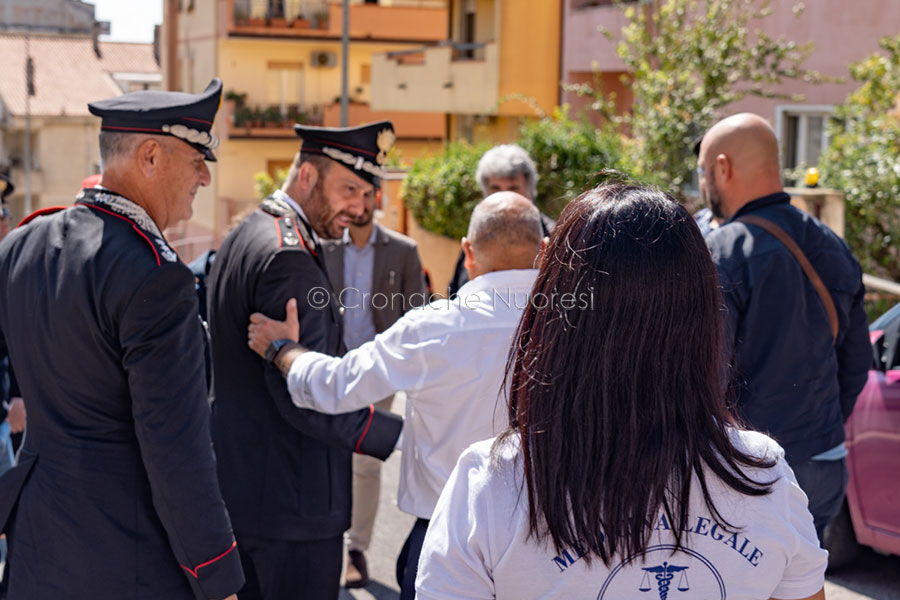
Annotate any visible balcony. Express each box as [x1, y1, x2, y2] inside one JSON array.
[[371, 42, 499, 115], [224, 100, 444, 139], [321, 101, 444, 138], [229, 0, 447, 42], [225, 101, 324, 139]]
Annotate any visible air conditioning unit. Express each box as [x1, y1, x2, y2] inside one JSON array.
[[310, 51, 338, 68]]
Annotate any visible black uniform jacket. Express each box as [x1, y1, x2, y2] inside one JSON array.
[[208, 196, 402, 542], [706, 192, 871, 464], [0, 189, 244, 600]]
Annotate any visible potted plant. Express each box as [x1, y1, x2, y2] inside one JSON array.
[[224, 90, 247, 106], [312, 10, 329, 29], [251, 107, 265, 128], [223, 90, 246, 126], [263, 106, 284, 128], [233, 6, 249, 26], [286, 105, 303, 125], [268, 11, 288, 28], [233, 105, 254, 132], [247, 4, 265, 28]]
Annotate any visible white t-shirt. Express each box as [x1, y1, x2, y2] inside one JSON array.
[[416, 430, 826, 600]]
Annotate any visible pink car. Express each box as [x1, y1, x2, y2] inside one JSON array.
[[824, 303, 900, 569]]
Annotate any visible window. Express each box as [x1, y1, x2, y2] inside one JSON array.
[[775, 105, 833, 171], [266, 61, 305, 113], [460, 2, 476, 59]]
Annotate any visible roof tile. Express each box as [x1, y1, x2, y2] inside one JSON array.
[[0, 34, 158, 117]]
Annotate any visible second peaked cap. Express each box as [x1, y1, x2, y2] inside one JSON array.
[[294, 121, 396, 185]]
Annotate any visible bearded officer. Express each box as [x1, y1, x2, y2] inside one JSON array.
[[207, 122, 403, 600], [0, 80, 243, 599]]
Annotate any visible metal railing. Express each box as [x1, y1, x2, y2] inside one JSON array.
[[233, 0, 329, 24], [230, 102, 325, 128], [233, 0, 445, 24], [863, 274, 900, 297], [385, 41, 488, 62]]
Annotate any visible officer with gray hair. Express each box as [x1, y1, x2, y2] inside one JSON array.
[[447, 144, 554, 297]]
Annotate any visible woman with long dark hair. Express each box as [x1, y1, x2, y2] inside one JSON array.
[[415, 182, 826, 599]]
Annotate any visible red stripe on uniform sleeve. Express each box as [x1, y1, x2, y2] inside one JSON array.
[[274, 219, 284, 248], [180, 540, 238, 579], [355, 404, 375, 454]]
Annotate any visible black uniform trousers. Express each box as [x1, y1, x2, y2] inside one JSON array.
[[238, 533, 343, 600]]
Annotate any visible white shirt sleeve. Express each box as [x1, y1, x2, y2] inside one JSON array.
[[770, 460, 828, 599], [416, 443, 497, 600], [286, 312, 430, 414]]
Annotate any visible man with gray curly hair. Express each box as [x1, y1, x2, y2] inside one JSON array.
[[475, 144, 539, 199], [447, 144, 554, 296]]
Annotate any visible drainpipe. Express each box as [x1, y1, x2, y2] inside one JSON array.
[[24, 34, 33, 216], [558, 0, 565, 107], [340, 0, 350, 127]]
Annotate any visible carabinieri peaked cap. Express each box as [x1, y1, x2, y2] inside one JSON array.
[[293, 121, 396, 186], [88, 78, 223, 161]]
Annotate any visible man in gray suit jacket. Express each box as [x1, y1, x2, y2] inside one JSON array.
[[321, 180, 427, 588]]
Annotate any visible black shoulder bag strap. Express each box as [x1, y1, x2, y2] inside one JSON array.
[[736, 214, 839, 344]]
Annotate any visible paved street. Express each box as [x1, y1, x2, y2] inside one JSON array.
[[342, 397, 900, 600], [825, 550, 900, 600]]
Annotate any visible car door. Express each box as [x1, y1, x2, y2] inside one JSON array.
[[846, 304, 900, 552]]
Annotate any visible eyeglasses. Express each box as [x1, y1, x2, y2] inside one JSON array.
[[0, 206, 9, 220], [696, 165, 706, 178]]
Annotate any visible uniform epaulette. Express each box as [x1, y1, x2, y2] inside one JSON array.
[[260, 197, 292, 217], [274, 216, 304, 249]]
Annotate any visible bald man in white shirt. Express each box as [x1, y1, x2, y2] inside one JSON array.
[[247, 192, 547, 600]]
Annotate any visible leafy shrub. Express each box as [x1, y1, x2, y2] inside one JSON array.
[[402, 141, 490, 241], [821, 34, 900, 283], [402, 108, 627, 239], [518, 106, 625, 218], [254, 168, 287, 200]]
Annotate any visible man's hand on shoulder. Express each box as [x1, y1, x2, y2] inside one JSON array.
[[248, 298, 309, 376], [6, 397, 25, 434]]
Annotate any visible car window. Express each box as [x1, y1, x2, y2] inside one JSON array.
[[871, 302, 900, 331]]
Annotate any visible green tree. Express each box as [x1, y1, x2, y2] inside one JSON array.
[[518, 106, 625, 217], [402, 108, 627, 240], [574, 0, 825, 194], [402, 141, 490, 241], [821, 35, 900, 282]]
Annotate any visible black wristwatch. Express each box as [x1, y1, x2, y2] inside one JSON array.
[[264, 338, 296, 365]]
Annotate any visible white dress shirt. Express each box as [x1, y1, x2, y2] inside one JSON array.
[[287, 268, 539, 519]]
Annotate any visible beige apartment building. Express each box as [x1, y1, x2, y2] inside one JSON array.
[[161, 0, 449, 252], [0, 0, 160, 224]]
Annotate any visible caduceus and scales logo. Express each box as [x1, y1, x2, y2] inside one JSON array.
[[597, 546, 726, 600]]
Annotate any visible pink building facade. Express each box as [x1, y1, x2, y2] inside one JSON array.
[[563, 0, 900, 171]]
